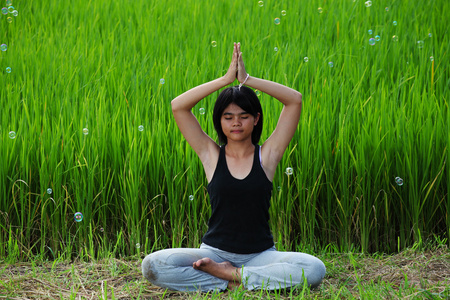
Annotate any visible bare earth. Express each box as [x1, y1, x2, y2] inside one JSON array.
[[0, 248, 449, 299]]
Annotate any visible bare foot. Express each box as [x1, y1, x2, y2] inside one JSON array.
[[193, 258, 241, 284]]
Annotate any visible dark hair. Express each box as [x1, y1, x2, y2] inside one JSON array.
[[213, 85, 263, 145]]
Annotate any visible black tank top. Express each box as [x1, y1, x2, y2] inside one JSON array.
[[202, 145, 274, 254]]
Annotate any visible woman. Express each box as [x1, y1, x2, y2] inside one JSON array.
[[142, 42, 326, 292]]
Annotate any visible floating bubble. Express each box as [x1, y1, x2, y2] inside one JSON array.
[[369, 38, 376, 46], [365, 1, 372, 7], [285, 167, 293, 176], [1, 44, 7, 51], [392, 35, 399, 42], [328, 61, 334, 68], [430, 56, 434, 62], [6, 67, 11, 73], [138, 125, 144, 132], [277, 186, 282, 191], [428, 33, 432, 38], [83, 128, 89, 135], [1, 7, 7, 14], [375, 35, 381, 41], [385, 7, 389, 11], [274, 18, 280, 25], [274, 47, 278, 52], [9, 131, 16, 139], [393, 21, 397, 26], [7, 16, 12, 23], [47, 188, 52, 194], [189, 195, 194, 201], [368, 29, 373, 35], [318, 7, 323, 13], [281, 10, 286, 16], [258, 1, 263, 7], [6, 0, 12, 6], [136, 243, 141, 249], [417, 40, 424, 49], [255, 89, 261, 97], [100, 227, 104, 232], [74, 212, 84, 222], [304, 57, 309, 63], [199, 107, 205, 115], [7, 5, 14, 13], [395, 177, 403, 186], [12, 10, 17, 17], [160, 78, 165, 84], [211, 41, 217, 47]]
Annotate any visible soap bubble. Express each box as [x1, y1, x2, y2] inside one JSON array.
[[199, 107, 206, 115], [211, 41, 217, 47], [274, 47, 278, 52], [83, 128, 89, 135], [328, 61, 334, 67], [285, 167, 293, 176], [428, 33, 432, 38], [6, 67, 11, 73], [393, 21, 397, 26], [138, 125, 144, 131], [258, 1, 263, 7], [274, 18, 280, 25], [392, 35, 399, 42], [100, 227, 104, 232], [365, 1, 372, 7], [47, 188, 52, 194], [189, 195, 194, 201], [12, 10, 17, 16], [1, 44, 7, 51], [6, 0, 12, 6], [7, 16, 12, 23], [1, 7, 7, 14], [281, 10, 286, 16], [395, 177, 403, 186], [318, 7, 323, 13], [417, 40, 424, 49], [369, 38, 376, 46], [430, 56, 434, 62], [160, 78, 165, 84], [375, 35, 381, 41], [385, 7, 389, 11], [74, 212, 84, 222], [368, 29, 373, 35], [304, 57, 309, 62], [7, 5, 14, 13], [136, 243, 141, 249], [255, 89, 261, 97], [9, 131, 16, 139]]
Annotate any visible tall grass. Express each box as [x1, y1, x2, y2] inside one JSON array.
[[0, 0, 448, 260]]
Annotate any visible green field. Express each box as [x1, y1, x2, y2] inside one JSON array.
[[0, 0, 448, 264]]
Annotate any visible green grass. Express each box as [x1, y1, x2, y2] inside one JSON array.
[[0, 0, 449, 261]]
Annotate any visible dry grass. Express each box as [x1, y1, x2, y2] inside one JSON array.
[[0, 248, 449, 299]]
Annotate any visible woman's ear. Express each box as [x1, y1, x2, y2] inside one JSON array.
[[254, 112, 261, 126]]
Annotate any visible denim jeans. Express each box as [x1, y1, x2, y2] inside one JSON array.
[[142, 243, 326, 292]]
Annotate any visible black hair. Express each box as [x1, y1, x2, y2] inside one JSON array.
[[213, 85, 263, 145]]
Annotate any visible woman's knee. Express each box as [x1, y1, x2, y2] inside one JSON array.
[[305, 257, 326, 288], [142, 253, 159, 283]]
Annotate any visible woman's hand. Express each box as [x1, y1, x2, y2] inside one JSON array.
[[237, 43, 249, 83], [223, 42, 239, 85]]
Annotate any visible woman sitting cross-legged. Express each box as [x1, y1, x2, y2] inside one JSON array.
[[141, 42, 326, 292]]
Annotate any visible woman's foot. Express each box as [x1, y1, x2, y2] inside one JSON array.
[[193, 258, 241, 288]]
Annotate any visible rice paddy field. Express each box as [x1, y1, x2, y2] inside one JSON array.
[[0, 0, 449, 298]]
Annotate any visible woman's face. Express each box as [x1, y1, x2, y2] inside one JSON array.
[[220, 103, 260, 143]]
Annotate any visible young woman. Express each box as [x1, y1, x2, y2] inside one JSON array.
[[142, 43, 326, 292]]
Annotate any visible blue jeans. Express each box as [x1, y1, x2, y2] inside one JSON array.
[[142, 243, 326, 292]]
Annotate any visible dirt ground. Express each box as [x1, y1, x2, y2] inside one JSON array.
[[1, 248, 449, 299]]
